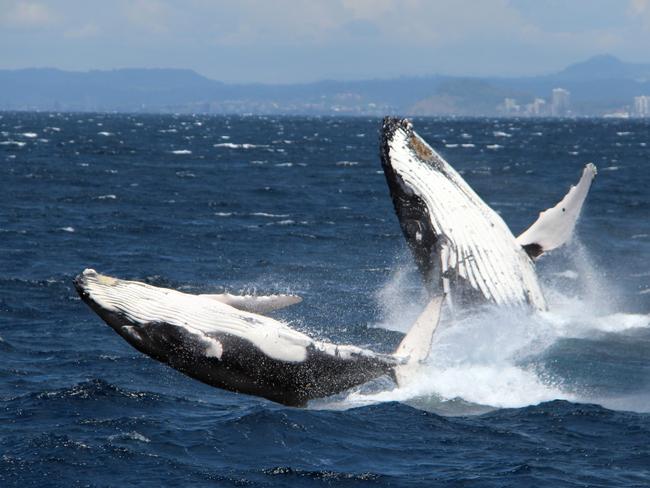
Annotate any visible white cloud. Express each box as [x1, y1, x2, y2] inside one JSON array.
[[121, 0, 173, 34], [0, 0, 649, 82], [64, 22, 100, 39], [2, 1, 58, 27], [629, 0, 650, 29], [629, 0, 648, 14]]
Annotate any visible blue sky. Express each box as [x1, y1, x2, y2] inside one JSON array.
[[1, 0, 649, 83]]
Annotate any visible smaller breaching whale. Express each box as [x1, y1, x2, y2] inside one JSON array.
[[74, 269, 442, 407], [380, 117, 597, 310]]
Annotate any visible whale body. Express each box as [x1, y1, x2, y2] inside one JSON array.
[[380, 117, 597, 310], [75, 269, 442, 406]]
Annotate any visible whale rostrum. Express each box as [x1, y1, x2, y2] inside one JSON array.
[[75, 269, 442, 406]]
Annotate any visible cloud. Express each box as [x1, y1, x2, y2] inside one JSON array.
[[0, 0, 649, 82], [64, 22, 100, 39], [629, 0, 648, 13], [2, 1, 58, 27], [629, 0, 650, 29], [121, 0, 173, 34]]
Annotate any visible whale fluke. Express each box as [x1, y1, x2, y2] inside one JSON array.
[[517, 163, 597, 259]]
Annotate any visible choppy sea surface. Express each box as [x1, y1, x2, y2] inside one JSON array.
[[1, 113, 650, 487]]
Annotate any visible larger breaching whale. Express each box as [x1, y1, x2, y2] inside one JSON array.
[[380, 117, 597, 310], [74, 269, 442, 407]]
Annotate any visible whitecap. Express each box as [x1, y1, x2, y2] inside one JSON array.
[[251, 212, 289, 218], [60, 226, 75, 233], [214, 142, 265, 149], [493, 131, 512, 138], [486, 144, 502, 149], [603, 166, 619, 171], [461, 143, 475, 148], [0, 141, 26, 147], [108, 431, 151, 443], [444, 144, 458, 148], [275, 162, 293, 167], [22, 132, 38, 138], [336, 161, 359, 166], [97, 194, 117, 200], [171, 149, 192, 154], [98, 131, 113, 136]]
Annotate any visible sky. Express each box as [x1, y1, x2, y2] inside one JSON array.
[[1, 0, 650, 83]]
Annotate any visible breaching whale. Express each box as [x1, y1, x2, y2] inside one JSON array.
[[74, 269, 442, 406], [380, 117, 597, 310]]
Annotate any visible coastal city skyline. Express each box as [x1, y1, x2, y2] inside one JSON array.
[[1, 54, 649, 117], [499, 89, 650, 118]]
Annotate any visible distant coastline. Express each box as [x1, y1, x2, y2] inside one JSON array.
[[2, 55, 649, 117]]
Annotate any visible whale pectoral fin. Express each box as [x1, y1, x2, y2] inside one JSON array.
[[199, 293, 302, 314], [517, 163, 597, 259], [393, 296, 444, 386]]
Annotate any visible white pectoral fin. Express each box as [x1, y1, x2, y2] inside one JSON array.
[[199, 293, 302, 314], [393, 296, 444, 386], [517, 163, 597, 259]]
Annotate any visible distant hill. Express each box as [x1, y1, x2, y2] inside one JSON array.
[[555, 54, 650, 81], [1, 56, 649, 116]]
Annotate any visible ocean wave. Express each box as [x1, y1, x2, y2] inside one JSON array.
[[263, 466, 381, 482], [250, 212, 290, 218], [214, 143, 267, 149], [32, 379, 160, 403]]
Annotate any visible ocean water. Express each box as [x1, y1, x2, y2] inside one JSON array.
[[1, 112, 650, 487]]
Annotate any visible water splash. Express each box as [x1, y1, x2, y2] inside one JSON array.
[[334, 240, 650, 413]]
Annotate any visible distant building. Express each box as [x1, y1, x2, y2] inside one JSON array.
[[499, 97, 520, 115], [633, 96, 650, 117], [551, 88, 571, 116], [525, 98, 547, 116]]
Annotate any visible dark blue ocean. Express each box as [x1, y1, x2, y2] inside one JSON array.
[[1, 113, 650, 487]]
